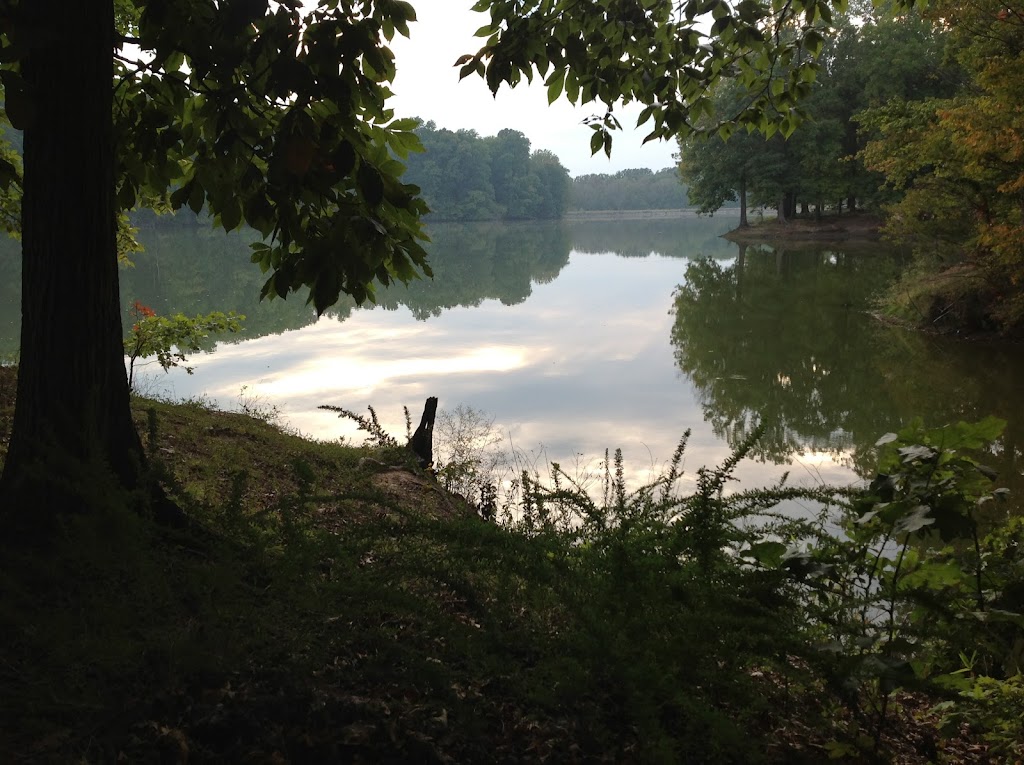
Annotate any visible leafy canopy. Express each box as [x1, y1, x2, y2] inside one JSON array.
[[459, 0, 883, 154], [1, 0, 917, 314], [859, 0, 1024, 332], [677, 8, 959, 218], [0, 0, 929, 315], [2, 0, 431, 313]]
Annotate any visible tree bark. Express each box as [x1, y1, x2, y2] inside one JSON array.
[[0, 1, 148, 529]]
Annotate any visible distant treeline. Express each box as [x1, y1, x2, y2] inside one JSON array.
[[570, 167, 718, 211], [401, 122, 571, 222]]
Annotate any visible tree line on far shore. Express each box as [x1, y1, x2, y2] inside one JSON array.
[[677, 8, 961, 225], [401, 122, 571, 222], [569, 167, 709, 212], [676, 2, 1023, 334], [400, 125, 714, 220]]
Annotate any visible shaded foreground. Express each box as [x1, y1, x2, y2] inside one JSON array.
[[0, 365, 1014, 763]]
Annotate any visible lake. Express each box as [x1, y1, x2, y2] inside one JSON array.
[[1, 214, 1021, 504]]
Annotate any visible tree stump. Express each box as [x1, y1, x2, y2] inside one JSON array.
[[408, 397, 438, 468]]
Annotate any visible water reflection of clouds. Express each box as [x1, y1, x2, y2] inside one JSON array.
[[144, 250, 859, 493], [261, 346, 530, 397]]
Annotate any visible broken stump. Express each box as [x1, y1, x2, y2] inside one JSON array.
[[408, 396, 438, 468]]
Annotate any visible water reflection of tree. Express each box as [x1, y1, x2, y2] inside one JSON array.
[[122, 227, 343, 341], [670, 244, 907, 463], [671, 244, 1023, 502], [375, 221, 572, 319], [855, 326, 1024, 500], [122, 221, 573, 333], [568, 217, 737, 259]]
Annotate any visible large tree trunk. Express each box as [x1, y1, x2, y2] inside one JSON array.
[[0, 1, 148, 529]]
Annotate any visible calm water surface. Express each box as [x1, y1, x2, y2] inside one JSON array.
[[1, 215, 1020, 501]]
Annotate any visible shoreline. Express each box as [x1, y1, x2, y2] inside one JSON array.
[[722, 213, 884, 243], [563, 208, 740, 221]]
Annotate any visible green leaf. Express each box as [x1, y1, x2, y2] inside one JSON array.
[[965, 416, 1007, 444], [274, 270, 290, 299], [901, 444, 937, 463], [970, 609, 1024, 628], [220, 198, 243, 231], [901, 559, 970, 590], [893, 504, 934, 535], [187, 180, 205, 215], [804, 29, 824, 55], [332, 142, 357, 178], [565, 71, 580, 102], [357, 163, 384, 206], [0, 156, 20, 190], [117, 181, 137, 211], [744, 540, 787, 567], [546, 71, 565, 104]]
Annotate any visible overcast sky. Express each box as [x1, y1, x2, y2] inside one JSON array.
[[387, 1, 679, 177]]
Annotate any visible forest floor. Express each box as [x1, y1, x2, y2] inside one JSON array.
[[724, 212, 884, 243], [0, 364, 1004, 763]]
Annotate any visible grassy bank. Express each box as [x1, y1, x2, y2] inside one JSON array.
[[0, 365, 1016, 763]]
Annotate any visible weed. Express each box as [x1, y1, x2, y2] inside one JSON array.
[[236, 384, 282, 424], [0, 386, 1016, 762], [319, 403, 401, 448], [434, 403, 508, 500]]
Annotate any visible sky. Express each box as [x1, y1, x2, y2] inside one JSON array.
[[386, 1, 680, 177]]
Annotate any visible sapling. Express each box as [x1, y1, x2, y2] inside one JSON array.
[[124, 300, 244, 389]]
